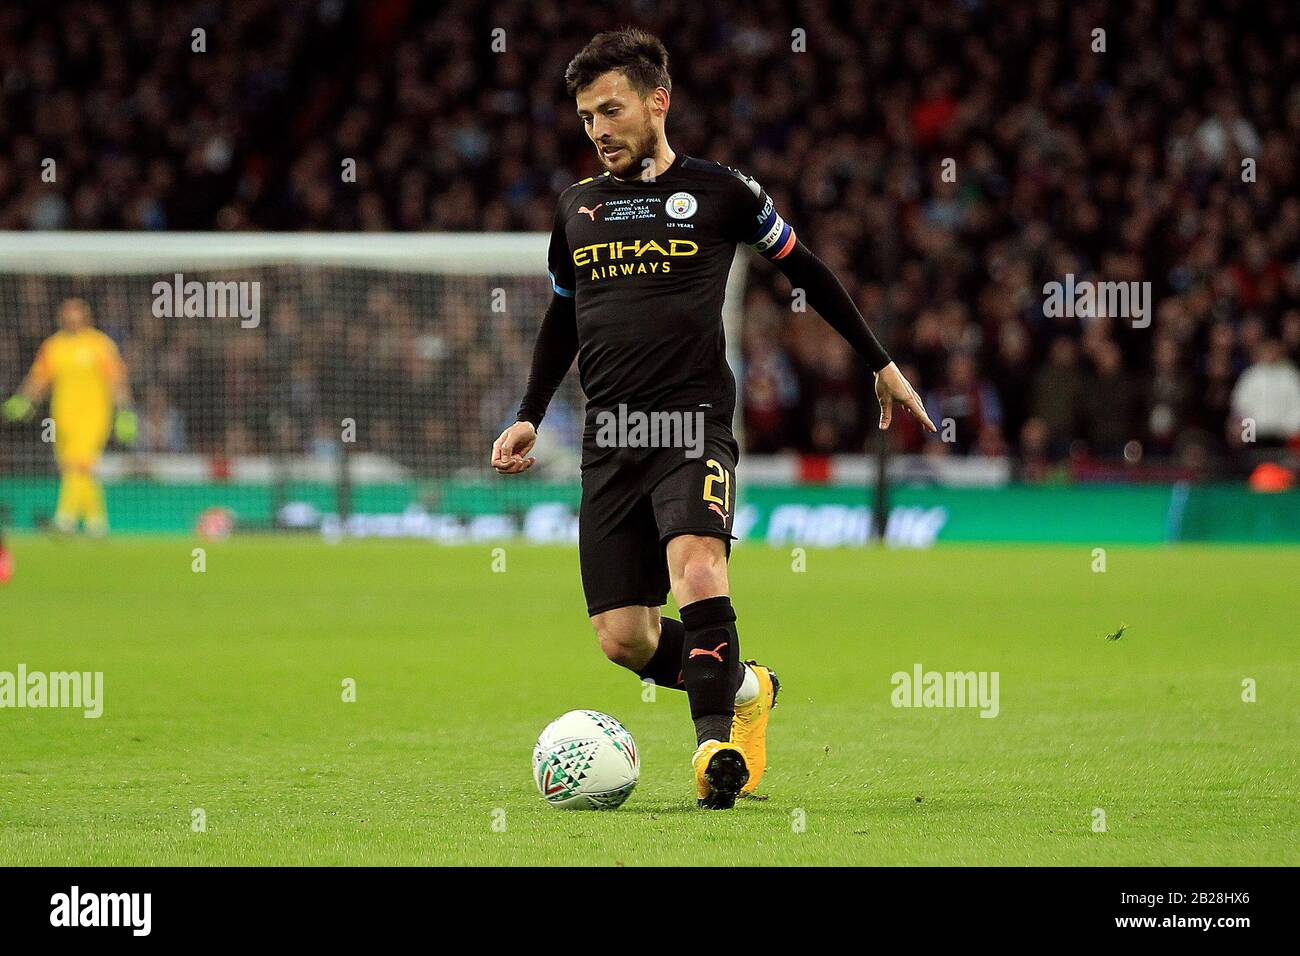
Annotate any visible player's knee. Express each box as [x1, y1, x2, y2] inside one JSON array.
[[598, 637, 641, 669], [676, 551, 727, 603], [591, 612, 655, 669]]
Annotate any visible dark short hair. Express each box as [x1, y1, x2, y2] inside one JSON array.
[[564, 28, 671, 99]]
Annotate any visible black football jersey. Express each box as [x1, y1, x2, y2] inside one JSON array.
[[546, 154, 797, 426]]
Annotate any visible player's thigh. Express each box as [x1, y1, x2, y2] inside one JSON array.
[[650, 422, 738, 586], [54, 422, 110, 472], [578, 456, 671, 617]]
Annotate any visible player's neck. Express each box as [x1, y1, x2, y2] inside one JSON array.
[[612, 141, 676, 182], [651, 143, 677, 178]]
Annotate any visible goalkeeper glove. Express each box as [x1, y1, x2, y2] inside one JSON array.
[[114, 407, 139, 446], [2, 394, 34, 422]]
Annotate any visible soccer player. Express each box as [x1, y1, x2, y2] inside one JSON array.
[[492, 29, 936, 808], [3, 298, 137, 536]]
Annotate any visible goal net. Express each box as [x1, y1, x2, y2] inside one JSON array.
[[0, 233, 749, 540]]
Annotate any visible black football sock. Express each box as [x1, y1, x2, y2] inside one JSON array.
[[679, 596, 742, 746], [634, 617, 686, 690]]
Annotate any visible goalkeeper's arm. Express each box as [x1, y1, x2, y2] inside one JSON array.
[[108, 352, 138, 445], [2, 364, 50, 423]]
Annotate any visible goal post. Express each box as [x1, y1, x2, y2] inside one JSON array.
[[0, 232, 750, 538]]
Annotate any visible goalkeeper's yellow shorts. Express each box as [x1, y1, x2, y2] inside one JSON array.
[[54, 418, 111, 471]]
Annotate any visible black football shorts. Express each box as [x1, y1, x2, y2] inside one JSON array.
[[578, 410, 739, 617]]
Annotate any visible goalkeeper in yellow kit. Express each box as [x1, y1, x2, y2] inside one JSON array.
[[3, 298, 137, 536]]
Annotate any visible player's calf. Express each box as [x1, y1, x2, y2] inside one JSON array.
[[632, 616, 686, 690], [589, 603, 755, 714], [679, 595, 742, 745]]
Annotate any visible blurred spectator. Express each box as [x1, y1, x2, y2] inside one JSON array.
[[1230, 339, 1300, 447], [137, 387, 187, 453], [1147, 337, 1195, 456], [1083, 341, 1135, 459], [927, 352, 1003, 455], [1030, 339, 1085, 459], [741, 318, 799, 453]]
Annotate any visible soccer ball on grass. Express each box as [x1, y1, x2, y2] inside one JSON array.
[[532, 710, 639, 809]]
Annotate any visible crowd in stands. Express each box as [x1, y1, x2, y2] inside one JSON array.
[[2, 0, 1298, 475]]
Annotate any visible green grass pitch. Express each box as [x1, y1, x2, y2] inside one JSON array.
[[1, 536, 1296, 866]]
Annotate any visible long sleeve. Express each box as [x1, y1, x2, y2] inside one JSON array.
[[515, 291, 578, 429], [718, 165, 891, 374], [772, 239, 892, 372]]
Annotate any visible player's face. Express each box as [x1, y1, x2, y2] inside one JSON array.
[[576, 71, 661, 178], [59, 300, 91, 332]]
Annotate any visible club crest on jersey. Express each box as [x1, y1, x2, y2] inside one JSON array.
[[665, 191, 698, 220]]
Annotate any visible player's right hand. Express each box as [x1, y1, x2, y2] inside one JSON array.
[[2, 394, 34, 423], [491, 421, 538, 474]]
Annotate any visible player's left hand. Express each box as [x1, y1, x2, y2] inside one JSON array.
[[114, 408, 139, 446], [874, 362, 936, 432]]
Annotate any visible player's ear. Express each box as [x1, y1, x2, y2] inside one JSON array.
[[649, 86, 670, 116]]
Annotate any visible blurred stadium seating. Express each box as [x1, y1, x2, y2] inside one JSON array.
[[1, 0, 1298, 479]]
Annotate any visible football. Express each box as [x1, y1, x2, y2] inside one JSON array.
[[532, 710, 640, 809]]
